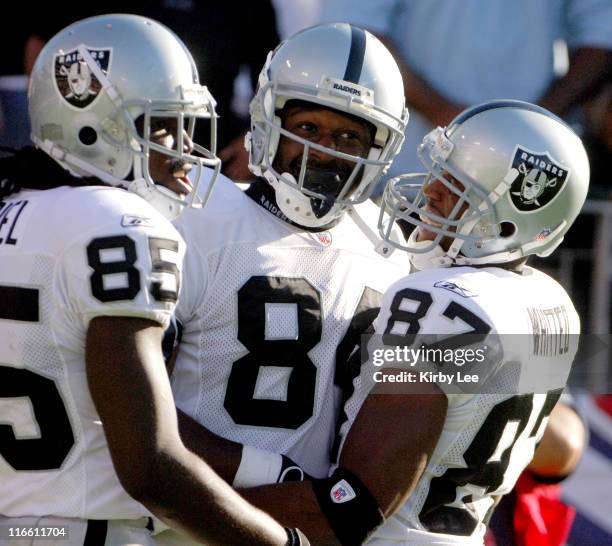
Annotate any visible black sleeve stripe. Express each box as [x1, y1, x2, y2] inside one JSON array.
[[0, 285, 39, 322]]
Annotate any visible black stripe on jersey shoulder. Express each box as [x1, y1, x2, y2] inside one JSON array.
[[0, 285, 38, 322], [343, 25, 367, 83]]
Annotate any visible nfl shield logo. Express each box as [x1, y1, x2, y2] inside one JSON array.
[[317, 232, 332, 246], [330, 479, 356, 504], [508, 146, 569, 212], [333, 487, 347, 501], [54, 47, 111, 109]]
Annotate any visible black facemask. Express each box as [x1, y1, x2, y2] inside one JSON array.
[[288, 158, 360, 218]]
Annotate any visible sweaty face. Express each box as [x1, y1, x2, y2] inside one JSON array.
[[137, 116, 194, 197], [417, 172, 468, 250], [272, 103, 373, 217]]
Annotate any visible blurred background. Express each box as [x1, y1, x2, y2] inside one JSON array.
[[2, 2, 610, 544]]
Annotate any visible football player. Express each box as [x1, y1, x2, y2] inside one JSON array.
[[167, 100, 589, 546], [0, 14, 307, 546], [324, 100, 589, 545], [154, 22, 409, 545]]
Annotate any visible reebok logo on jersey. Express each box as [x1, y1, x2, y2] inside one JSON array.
[[434, 280, 477, 298], [330, 480, 356, 503], [121, 215, 155, 228]]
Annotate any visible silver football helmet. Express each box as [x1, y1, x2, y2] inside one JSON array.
[[379, 100, 590, 268], [29, 13, 220, 219], [248, 23, 409, 228]]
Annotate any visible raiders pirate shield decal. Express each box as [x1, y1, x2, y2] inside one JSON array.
[[509, 146, 569, 212], [54, 47, 111, 108]]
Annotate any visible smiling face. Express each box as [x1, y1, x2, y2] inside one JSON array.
[[272, 102, 374, 203], [136, 116, 194, 197]]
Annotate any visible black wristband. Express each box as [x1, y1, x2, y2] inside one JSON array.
[[285, 527, 310, 546], [312, 467, 383, 546]]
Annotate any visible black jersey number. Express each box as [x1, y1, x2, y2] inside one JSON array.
[[383, 288, 491, 348], [0, 366, 75, 471], [0, 285, 75, 471], [419, 390, 561, 536], [87, 235, 180, 303], [224, 276, 321, 429], [224, 277, 381, 430]]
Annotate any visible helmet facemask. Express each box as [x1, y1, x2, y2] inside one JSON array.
[[251, 88, 400, 227], [379, 101, 590, 269], [245, 23, 409, 229], [118, 94, 220, 219], [30, 27, 222, 220], [248, 51, 408, 228], [380, 127, 500, 265]]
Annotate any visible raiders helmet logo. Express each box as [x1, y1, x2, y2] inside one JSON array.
[[508, 146, 569, 212], [54, 47, 111, 108]]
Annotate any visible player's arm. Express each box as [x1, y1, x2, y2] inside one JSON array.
[[539, 47, 612, 116], [375, 34, 465, 127], [176, 408, 242, 481], [161, 331, 251, 483], [86, 315, 297, 546], [237, 380, 447, 546], [526, 400, 587, 479], [178, 406, 313, 484]]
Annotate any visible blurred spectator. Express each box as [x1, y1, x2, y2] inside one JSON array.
[[129, 1, 280, 181], [0, 6, 50, 150], [321, 0, 612, 195], [271, 0, 323, 39], [582, 80, 612, 199]]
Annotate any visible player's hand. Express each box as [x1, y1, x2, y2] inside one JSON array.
[[220, 132, 254, 182]]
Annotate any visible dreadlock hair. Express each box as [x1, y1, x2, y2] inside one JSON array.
[[0, 146, 103, 199]]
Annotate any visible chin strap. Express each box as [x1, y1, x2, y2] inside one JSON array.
[[266, 170, 344, 229], [128, 179, 184, 220], [407, 233, 523, 269], [407, 229, 564, 269], [34, 137, 124, 186], [406, 229, 454, 269]]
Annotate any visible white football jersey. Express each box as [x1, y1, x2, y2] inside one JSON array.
[[171, 177, 406, 477], [0, 186, 184, 519], [339, 265, 579, 545]]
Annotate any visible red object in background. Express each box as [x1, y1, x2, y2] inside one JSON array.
[[595, 394, 612, 417], [513, 473, 575, 546], [484, 528, 497, 546]]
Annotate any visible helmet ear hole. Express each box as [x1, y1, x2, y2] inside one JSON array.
[[500, 221, 516, 238], [78, 126, 98, 146]]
